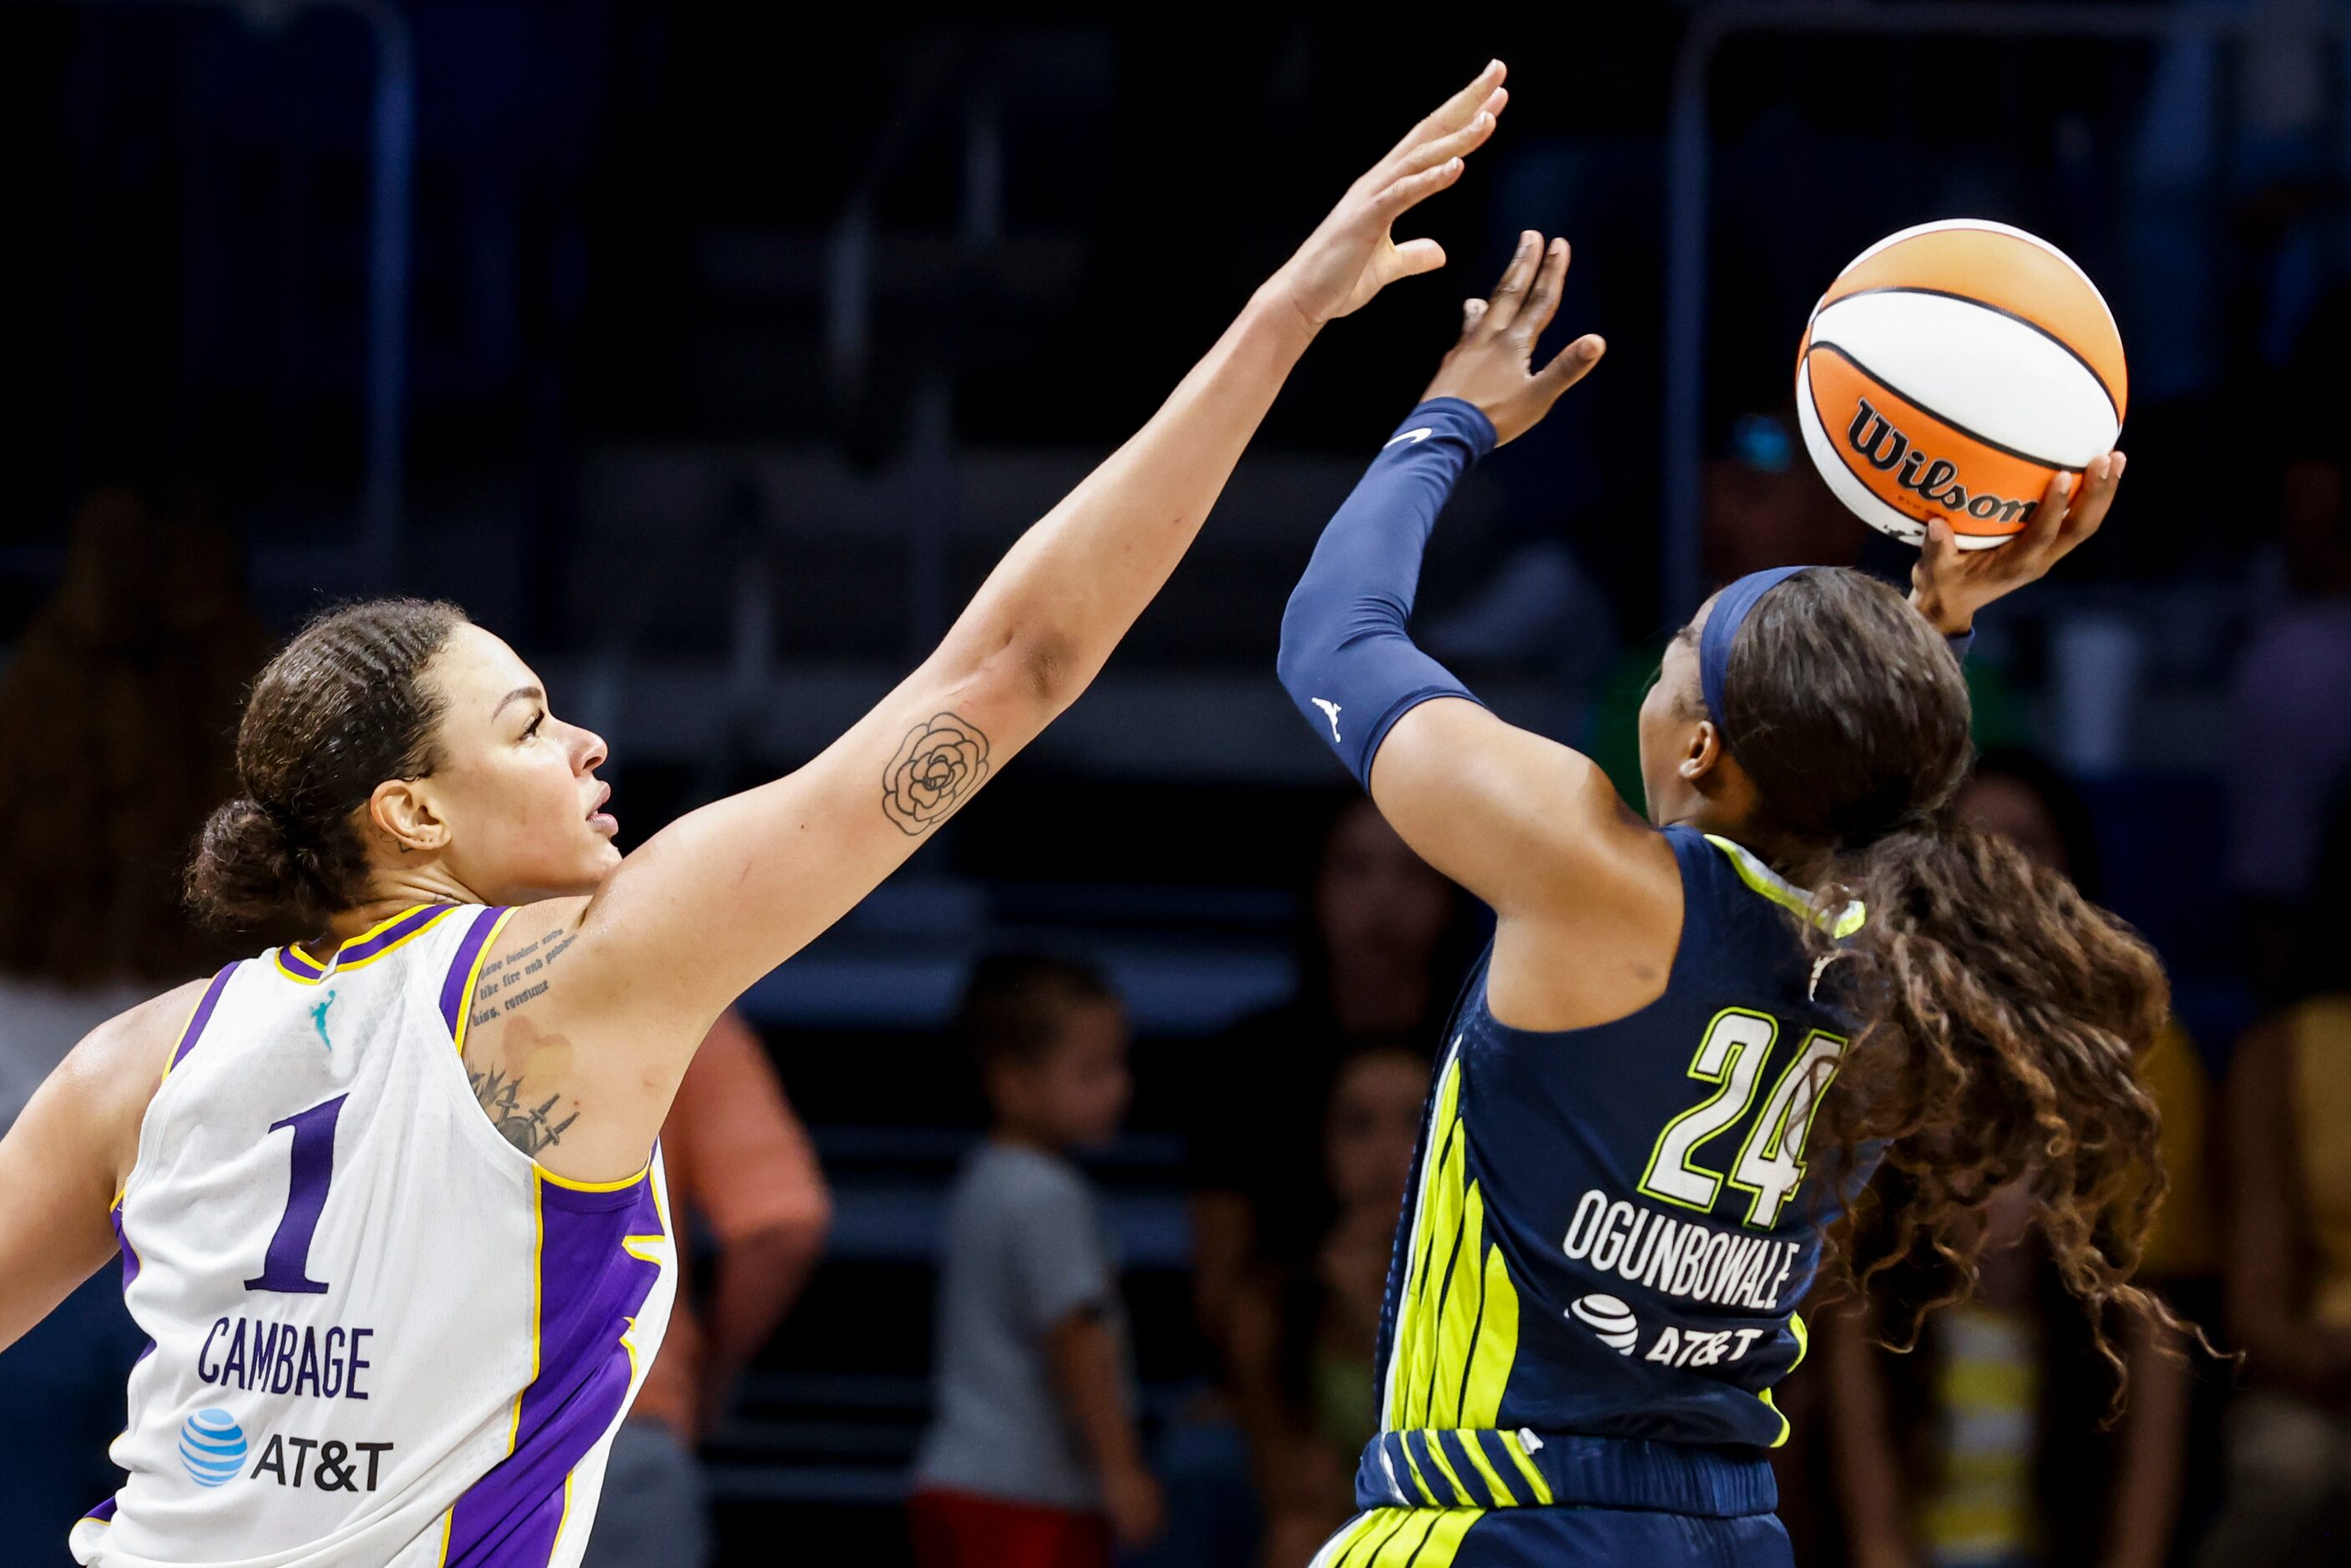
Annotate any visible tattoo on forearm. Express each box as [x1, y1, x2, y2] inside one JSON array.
[[468, 1065, 580, 1155], [882, 712, 992, 836]]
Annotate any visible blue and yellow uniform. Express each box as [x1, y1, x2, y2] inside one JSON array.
[[1279, 400, 1894, 1566], [1312, 828, 1860, 1568]]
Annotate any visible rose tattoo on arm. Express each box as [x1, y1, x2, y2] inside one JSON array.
[[881, 712, 992, 835]]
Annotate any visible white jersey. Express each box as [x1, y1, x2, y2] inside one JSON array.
[[72, 903, 678, 1568]]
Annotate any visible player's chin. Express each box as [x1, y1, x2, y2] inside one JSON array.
[[552, 833, 624, 893]]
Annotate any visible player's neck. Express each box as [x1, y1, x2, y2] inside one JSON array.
[[1671, 803, 1818, 886], [315, 867, 483, 946]]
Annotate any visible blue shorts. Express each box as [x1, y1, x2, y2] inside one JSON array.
[[1307, 1505, 1793, 1568]]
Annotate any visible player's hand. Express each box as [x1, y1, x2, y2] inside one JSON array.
[[1257, 61, 1508, 331], [1908, 452, 2125, 635], [1102, 1459, 1167, 1550], [1418, 232, 1605, 446]]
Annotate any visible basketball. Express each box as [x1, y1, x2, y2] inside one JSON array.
[[1794, 220, 2126, 549]]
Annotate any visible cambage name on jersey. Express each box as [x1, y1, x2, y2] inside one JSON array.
[[197, 1316, 377, 1401], [1559, 1189, 1803, 1310]]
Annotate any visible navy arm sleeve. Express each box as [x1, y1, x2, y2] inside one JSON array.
[[1277, 398, 1496, 788]]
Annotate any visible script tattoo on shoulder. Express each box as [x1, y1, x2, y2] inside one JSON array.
[[463, 920, 587, 1156], [881, 712, 991, 836], [466, 923, 578, 1029], [467, 1065, 579, 1156]]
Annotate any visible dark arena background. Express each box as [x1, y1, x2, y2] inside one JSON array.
[[3, 5, 2348, 1565]]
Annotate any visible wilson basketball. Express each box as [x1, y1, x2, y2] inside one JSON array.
[[1794, 220, 2126, 549]]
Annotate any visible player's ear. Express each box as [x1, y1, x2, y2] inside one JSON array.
[[368, 778, 447, 855], [1679, 720, 1723, 783]]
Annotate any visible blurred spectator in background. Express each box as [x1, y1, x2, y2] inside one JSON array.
[[1701, 412, 1867, 586], [2202, 779, 2351, 1566], [910, 956, 1158, 1568], [0, 488, 265, 1561], [1582, 412, 1870, 805], [1187, 798, 1474, 1363], [1227, 1045, 1428, 1568], [2227, 446, 2351, 1001], [1823, 748, 2210, 1568], [583, 1008, 831, 1568]]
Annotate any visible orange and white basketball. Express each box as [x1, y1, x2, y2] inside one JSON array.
[[1794, 220, 2126, 549]]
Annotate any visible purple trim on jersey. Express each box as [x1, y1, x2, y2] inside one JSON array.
[[278, 943, 328, 980], [442, 1174, 665, 1566], [82, 1498, 116, 1523], [340, 902, 453, 965], [168, 962, 240, 1073], [110, 1202, 156, 1364], [110, 1201, 138, 1292], [440, 906, 510, 1037]]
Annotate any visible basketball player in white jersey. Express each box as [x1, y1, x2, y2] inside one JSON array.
[[0, 64, 1514, 1568]]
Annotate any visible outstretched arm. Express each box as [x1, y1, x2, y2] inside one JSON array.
[[496, 65, 1513, 1181], [1277, 233, 1641, 923]]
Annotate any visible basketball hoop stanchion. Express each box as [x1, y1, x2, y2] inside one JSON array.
[[1661, 1, 2338, 625]]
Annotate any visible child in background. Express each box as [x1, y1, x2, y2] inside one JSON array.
[[910, 956, 1162, 1568]]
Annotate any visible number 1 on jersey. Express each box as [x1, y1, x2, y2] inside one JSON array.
[[245, 1094, 346, 1295]]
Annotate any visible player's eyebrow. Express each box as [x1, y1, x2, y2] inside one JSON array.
[[492, 685, 544, 719]]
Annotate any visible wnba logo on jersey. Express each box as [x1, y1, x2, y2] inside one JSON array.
[[179, 1409, 248, 1488]]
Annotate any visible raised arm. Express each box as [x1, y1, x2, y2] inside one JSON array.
[[1276, 234, 1642, 924], [490, 66, 1513, 1180], [1276, 233, 2127, 1031]]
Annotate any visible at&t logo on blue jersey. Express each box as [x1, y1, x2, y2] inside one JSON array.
[[179, 1409, 248, 1488]]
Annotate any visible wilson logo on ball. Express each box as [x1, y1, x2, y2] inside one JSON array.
[[1844, 398, 2040, 526], [1794, 219, 2126, 549]]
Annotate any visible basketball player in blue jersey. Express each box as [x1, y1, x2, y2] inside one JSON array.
[[1277, 234, 2173, 1567], [0, 65, 1519, 1568]]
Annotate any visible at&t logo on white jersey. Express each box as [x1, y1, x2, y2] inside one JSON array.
[[178, 1409, 248, 1489]]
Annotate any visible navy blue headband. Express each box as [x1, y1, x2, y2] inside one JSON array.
[[1699, 564, 1814, 733]]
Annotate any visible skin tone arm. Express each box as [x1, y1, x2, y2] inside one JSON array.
[[696, 1222, 826, 1435], [2101, 1308, 2191, 1568], [1047, 1306, 1165, 1549], [1358, 235, 2127, 1028], [1189, 1191, 1256, 1356], [459, 66, 1515, 1181], [0, 979, 205, 1354], [1823, 1303, 1918, 1568]]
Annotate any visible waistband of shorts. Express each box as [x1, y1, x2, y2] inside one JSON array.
[[1353, 1428, 1778, 1518]]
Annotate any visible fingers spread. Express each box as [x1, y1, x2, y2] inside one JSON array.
[[1389, 236, 1446, 279], [1513, 238, 1570, 341], [2056, 451, 2121, 550], [1398, 110, 1496, 176], [1535, 332, 1605, 392], [1484, 231, 1543, 331], [1391, 59, 1507, 160], [1375, 158, 1465, 220], [1460, 297, 1489, 337], [2016, 467, 2073, 561], [1919, 516, 1959, 577]]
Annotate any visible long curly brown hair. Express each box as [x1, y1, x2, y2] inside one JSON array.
[[1705, 567, 2182, 1400]]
